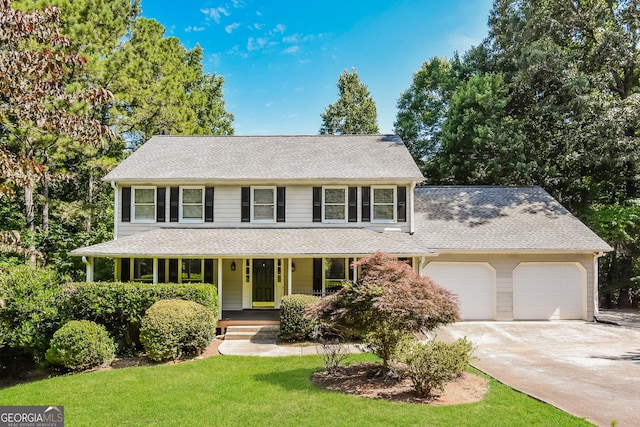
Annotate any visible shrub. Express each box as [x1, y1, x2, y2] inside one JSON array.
[[0, 265, 64, 362], [311, 324, 349, 373], [139, 299, 217, 361], [394, 337, 475, 398], [59, 282, 218, 351], [279, 294, 319, 342], [306, 252, 460, 367], [45, 320, 115, 371]]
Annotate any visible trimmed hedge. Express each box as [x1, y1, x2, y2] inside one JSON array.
[[59, 282, 218, 351], [45, 320, 115, 371], [140, 299, 217, 361], [279, 294, 319, 342]]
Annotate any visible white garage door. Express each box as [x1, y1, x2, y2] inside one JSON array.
[[513, 263, 586, 320], [422, 262, 495, 320]]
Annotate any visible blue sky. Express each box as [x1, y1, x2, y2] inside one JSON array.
[[140, 0, 494, 135]]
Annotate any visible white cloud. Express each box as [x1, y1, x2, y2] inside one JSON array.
[[253, 22, 265, 30], [447, 34, 481, 53], [247, 37, 269, 51], [283, 45, 299, 54], [201, 7, 229, 24], [185, 26, 205, 33], [266, 101, 275, 108], [225, 23, 240, 33], [272, 24, 286, 34], [230, 0, 244, 8]]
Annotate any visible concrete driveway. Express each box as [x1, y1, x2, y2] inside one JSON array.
[[437, 322, 640, 427]]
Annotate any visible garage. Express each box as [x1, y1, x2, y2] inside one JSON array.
[[513, 263, 586, 320], [422, 262, 495, 320]]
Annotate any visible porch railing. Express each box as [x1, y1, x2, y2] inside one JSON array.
[[291, 288, 341, 298]]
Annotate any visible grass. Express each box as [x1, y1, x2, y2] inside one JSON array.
[[0, 354, 593, 427]]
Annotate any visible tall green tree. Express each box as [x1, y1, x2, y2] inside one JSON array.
[[320, 68, 379, 135]]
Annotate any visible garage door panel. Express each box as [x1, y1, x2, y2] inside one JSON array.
[[422, 263, 495, 320], [513, 263, 585, 320]]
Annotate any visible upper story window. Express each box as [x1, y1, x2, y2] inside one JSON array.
[[252, 186, 276, 223], [132, 186, 155, 222], [323, 186, 347, 223], [371, 186, 396, 223], [180, 187, 204, 222]]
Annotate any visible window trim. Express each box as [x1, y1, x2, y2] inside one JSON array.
[[131, 186, 156, 223], [179, 186, 205, 223], [371, 185, 397, 223], [322, 185, 348, 223], [251, 186, 276, 223]]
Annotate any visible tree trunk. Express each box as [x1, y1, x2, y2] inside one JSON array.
[[86, 173, 93, 235], [42, 175, 49, 233], [24, 182, 36, 264]]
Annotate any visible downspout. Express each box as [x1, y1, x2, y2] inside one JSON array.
[[410, 181, 416, 235], [111, 181, 118, 240], [593, 251, 604, 321]]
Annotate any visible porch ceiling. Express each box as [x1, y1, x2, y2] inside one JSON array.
[[70, 227, 430, 258]]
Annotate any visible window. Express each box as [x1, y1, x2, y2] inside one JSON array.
[[323, 186, 347, 222], [133, 187, 155, 222], [181, 259, 202, 283], [133, 258, 153, 282], [252, 187, 275, 222], [372, 186, 396, 222], [180, 187, 204, 222], [325, 258, 346, 291]]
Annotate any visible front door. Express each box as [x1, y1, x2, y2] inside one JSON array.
[[252, 259, 274, 306]]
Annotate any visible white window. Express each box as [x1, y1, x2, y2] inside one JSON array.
[[371, 186, 396, 222], [132, 186, 155, 222], [252, 186, 276, 223], [325, 258, 346, 291], [180, 187, 204, 222], [323, 186, 348, 223]]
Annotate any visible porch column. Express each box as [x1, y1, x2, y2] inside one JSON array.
[[287, 257, 292, 295], [152, 258, 158, 284], [217, 258, 223, 320], [83, 256, 94, 282]]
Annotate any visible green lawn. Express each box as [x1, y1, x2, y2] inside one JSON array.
[[0, 355, 592, 427]]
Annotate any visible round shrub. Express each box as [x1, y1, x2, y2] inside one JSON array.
[[279, 294, 319, 342], [45, 320, 115, 371], [139, 299, 217, 361]]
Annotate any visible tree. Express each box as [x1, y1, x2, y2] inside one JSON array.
[[306, 252, 459, 367], [320, 68, 379, 135], [0, 0, 114, 262], [395, 55, 472, 164]]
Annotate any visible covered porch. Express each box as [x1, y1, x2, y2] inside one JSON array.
[[70, 227, 428, 320]]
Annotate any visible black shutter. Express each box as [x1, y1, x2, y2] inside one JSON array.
[[312, 187, 322, 222], [241, 187, 250, 222], [348, 257, 355, 282], [156, 187, 166, 222], [276, 187, 286, 222], [313, 258, 323, 295], [120, 258, 130, 282], [204, 259, 214, 283], [121, 187, 131, 222], [168, 259, 179, 282], [205, 187, 214, 222], [158, 259, 166, 283], [361, 186, 370, 222], [397, 186, 407, 222], [348, 187, 358, 222], [170, 187, 179, 222]]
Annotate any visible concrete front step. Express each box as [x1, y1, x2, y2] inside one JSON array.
[[224, 325, 280, 341]]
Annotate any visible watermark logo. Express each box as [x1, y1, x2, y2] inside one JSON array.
[[0, 406, 64, 427]]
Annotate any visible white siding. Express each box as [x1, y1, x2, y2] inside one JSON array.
[[221, 259, 243, 310], [117, 184, 413, 237], [291, 258, 314, 294]]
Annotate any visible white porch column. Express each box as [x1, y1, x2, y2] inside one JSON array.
[[152, 258, 158, 284], [287, 257, 292, 295], [217, 258, 223, 320], [83, 256, 94, 282]]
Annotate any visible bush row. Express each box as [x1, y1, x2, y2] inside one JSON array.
[[60, 282, 218, 350]]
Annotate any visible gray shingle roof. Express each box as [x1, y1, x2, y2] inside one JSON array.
[[104, 135, 424, 182], [412, 186, 611, 252], [70, 228, 428, 257]]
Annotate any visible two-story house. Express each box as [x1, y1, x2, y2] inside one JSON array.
[[71, 135, 611, 321]]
